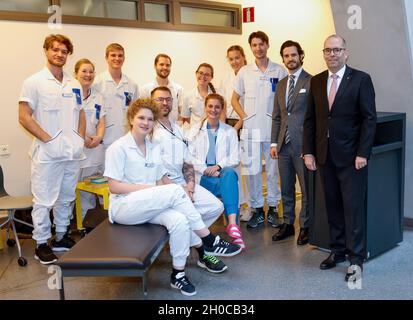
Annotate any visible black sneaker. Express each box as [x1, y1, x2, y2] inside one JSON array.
[[267, 206, 283, 228], [51, 233, 76, 252], [34, 244, 58, 265], [197, 255, 228, 273], [247, 208, 265, 228], [204, 235, 242, 257], [170, 272, 197, 296]]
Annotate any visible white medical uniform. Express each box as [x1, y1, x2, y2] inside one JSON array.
[[94, 70, 138, 148], [78, 87, 107, 217], [234, 60, 287, 208], [152, 122, 223, 247], [19, 67, 86, 243], [140, 79, 184, 123], [181, 86, 215, 130], [187, 121, 240, 181], [104, 132, 206, 267]]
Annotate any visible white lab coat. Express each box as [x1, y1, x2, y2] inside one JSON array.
[[187, 120, 240, 182]]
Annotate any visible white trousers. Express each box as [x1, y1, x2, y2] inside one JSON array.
[[31, 160, 80, 243], [110, 184, 207, 267], [78, 165, 104, 218], [241, 141, 281, 208], [190, 184, 223, 247]]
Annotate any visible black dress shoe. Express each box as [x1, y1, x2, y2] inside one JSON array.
[[272, 224, 295, 241], [345, 264, 363, 282], [319, 253, 346, 270], [296, 228, 309, 245]]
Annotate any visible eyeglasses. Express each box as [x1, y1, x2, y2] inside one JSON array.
[[154, 97, 173, 103], [323, 48, 345, 55], [197, 71, 212, 78]]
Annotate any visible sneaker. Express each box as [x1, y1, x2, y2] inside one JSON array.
[[204, 235, 242, 257], [267, 206, 283, 228], [239, 206, 253, 222], [170, 272, 197, 296], [247, 208, 265, 228], [34, 244, 58, 265], [197, 255, 228, 273], [50, 233, 76, 252]]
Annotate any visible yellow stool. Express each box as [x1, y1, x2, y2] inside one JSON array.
[[75, 182, 109, 231]]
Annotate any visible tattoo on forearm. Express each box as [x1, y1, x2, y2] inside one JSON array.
[[182, 162, 195, 184]]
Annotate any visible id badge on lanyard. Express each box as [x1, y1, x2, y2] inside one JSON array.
[[270, 78, 279, 92]]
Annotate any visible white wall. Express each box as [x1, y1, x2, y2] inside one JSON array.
[[0, 0, 335, 195]]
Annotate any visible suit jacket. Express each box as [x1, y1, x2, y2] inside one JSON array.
[[302, 65, 377, 167], [271, 69, 312, 155]]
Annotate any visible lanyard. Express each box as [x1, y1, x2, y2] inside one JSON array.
[[157, 121, 188, 147]]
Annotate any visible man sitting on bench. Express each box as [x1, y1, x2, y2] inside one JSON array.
[[104, 98, 241, 296]]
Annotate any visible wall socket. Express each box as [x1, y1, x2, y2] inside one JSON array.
[[0, 145, 10, 156]]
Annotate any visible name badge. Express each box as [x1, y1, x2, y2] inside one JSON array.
[[62, 92, 73, 98], [299, 89, 307, 94], [94, 104, 101, 120], [270, 78, 279, 92], [124, 92, 132, 106], [72, 88, 82, 105], [145, 162, 155, 168]]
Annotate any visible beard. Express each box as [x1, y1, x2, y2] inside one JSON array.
[[157, 70, 170, 79], [48, 57, 65, 68]]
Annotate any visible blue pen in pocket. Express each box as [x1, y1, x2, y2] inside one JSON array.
[[270, 78, 279, 92], [72, 88, 82, 105], [124, 92, 132, 106], [94, 104, 101, 120]]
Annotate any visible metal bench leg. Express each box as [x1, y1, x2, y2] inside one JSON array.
[[142, 274, 148, 299], [59, 277, 65, 300]]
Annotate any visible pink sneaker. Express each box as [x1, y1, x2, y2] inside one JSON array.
[[226, 223, 242, 239], [232, 237, 246, 250]]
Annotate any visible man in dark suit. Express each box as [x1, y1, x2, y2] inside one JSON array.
[[302, 35, 376, 281], [270, 40, 311, 245]]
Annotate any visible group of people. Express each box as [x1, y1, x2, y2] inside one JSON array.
[[18, 29, 376, 295]]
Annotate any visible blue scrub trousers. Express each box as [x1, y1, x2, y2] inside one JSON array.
[[200, 167, 239, 217]]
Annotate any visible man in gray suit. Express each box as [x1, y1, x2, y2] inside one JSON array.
[[270, 40, 311, 245]]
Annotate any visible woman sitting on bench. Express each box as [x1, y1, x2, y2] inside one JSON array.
[[104, 98, 241, 296]]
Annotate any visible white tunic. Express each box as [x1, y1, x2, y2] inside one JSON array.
[[234, 60, 287, 141], [19, 67, 85, 163], [94, 70, 139, 147], [181, 86, 215, 129], [140, 79, 184, 123], [80, 87, 106, 168], [104, 132, 167, 223]]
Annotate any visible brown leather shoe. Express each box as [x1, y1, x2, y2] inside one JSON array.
[[272, 223, 295, 241]]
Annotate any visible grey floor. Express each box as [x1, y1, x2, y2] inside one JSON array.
[[1, 216, 413, 300]]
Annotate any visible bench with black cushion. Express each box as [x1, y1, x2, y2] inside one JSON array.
[[57, 219, 169, 300]]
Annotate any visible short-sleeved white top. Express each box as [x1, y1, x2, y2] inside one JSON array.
[[94, 70, 139, 147], [19, 67, 86, 163], [233, 60, 287, 141], [181, 86, 215, 129], [140, 79, 184, 123], [80, 87, 107, 168], [152, 121, 190, 185]]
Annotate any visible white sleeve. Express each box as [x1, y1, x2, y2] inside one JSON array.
[[217, 128, 240, 169], [104, 143, 126, 181], [19, 77, 37, 110], [233, 67, 245, 97], [181, 93, 191, 118]]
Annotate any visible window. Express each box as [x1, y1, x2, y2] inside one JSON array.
[[0, 0, 241, 34], [144, 2, 170, 23]]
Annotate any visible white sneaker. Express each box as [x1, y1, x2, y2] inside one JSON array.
[[239, 206, 253, 222]]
